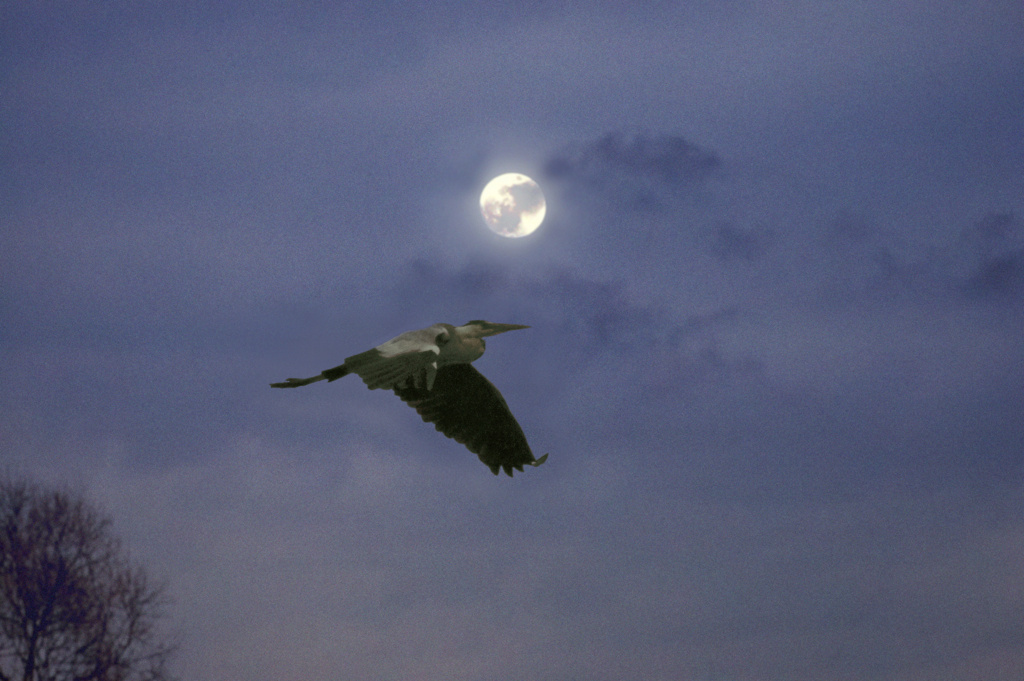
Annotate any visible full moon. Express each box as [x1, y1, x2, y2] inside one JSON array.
[[479, 173, 546, 238]]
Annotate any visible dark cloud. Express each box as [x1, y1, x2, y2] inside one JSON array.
[[710, 222, 772, 263], [545, 131, 720, 184], [959, 212, 1024, 298], [543, 131, 720, 208], [830, 211, 878, 242], [967, 211, 1021, 249], [964, 247, 1024, 298], [800, 211, 1023, 307]]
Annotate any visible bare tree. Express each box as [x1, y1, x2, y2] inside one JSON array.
[[0, 479, 176, 681]]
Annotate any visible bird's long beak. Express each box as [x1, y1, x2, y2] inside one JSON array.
[[481, 323, 530, 337]]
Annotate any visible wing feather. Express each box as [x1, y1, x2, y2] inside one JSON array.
[[344, 347, 438, 390], [393, 364, 542, 476]]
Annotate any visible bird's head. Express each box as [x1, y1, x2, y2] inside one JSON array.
[[457, 321, 530, 339]]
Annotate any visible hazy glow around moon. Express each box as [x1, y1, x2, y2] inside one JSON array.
[[479, 173, 546, 238]]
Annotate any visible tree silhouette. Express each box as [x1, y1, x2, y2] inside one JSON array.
[[0, 479, 176, 681]]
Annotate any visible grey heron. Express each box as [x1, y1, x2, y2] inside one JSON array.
[[271, 321, 548, 477]]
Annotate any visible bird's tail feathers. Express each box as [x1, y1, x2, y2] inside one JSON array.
[[322, 364, 350, 382], [270, 374, 325, 388]]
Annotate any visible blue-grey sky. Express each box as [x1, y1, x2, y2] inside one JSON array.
[[3, 2, 1023, 680]]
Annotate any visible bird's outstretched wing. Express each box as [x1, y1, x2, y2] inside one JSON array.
[[342, 347, 439, 390], [339, 325, 448, 390], [393, 364, 547, 477], [273, 326, 446, 391]]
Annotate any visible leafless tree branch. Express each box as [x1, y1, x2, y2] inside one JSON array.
[[1, 479, 177, 681]]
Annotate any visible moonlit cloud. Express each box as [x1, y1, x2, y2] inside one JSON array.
[[545, 131, 720, 185]]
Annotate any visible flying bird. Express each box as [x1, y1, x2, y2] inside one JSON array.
[[271, 321, 548, 477]]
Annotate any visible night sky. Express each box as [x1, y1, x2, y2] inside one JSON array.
[[3, 3, 1024, 680]]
